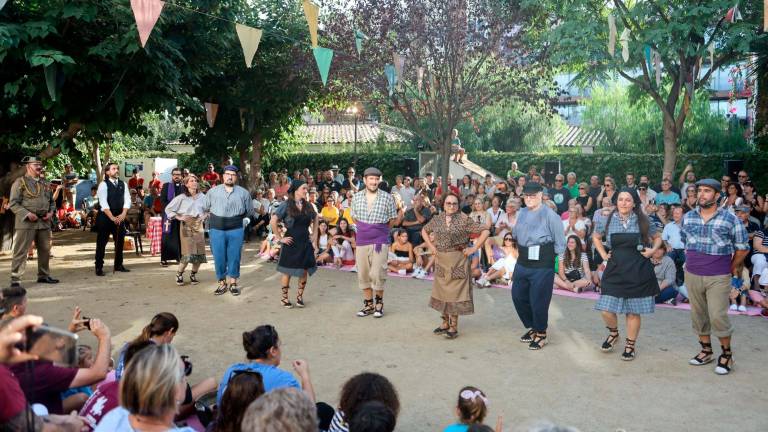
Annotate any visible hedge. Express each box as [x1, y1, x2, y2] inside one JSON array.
[[260, 150, 768, 191]]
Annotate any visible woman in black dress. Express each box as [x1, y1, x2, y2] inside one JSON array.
[[270, 180, 319, 309], [592, 188, 662, 361]]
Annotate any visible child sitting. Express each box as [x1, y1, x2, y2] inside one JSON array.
[[443, 386, 490, 432], [331, 218, 356, 268], [412, 232, 436, 279], [314, 219, 333, 265], [477, 234, 518, 287], [60, 345, 95, 412], [729, 262, 750, 313], [259, 223, 285, 261], [388, 228, 414, 275]]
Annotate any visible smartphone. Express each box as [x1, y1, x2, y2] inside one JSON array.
[[25, 324, 79, 367]]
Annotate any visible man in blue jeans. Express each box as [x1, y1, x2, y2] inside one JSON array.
[[204, 165, 253, 296], [511, 182, 566, 350]]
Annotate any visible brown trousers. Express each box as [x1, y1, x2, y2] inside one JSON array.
[[11, 228, 51, 282]]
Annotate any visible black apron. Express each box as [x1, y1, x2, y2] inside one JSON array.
[[601, 233, 659, 298]]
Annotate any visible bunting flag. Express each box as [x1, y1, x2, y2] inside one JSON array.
[[384, 64, 396, 96], [235, 24, 263, 68], [44, 64, 57, 102], [354, 30, 368, 56], [239, 108, 247, 131], [417, 66, 424, 95], [708, 43, 715, 66], [725, 3, 742, 23], [130, 0, 165, 48], [607, 14, 617, 57], [312, 47, 333, 86], [653, 50, 661, 87], [204, 102, 218, 128], [619, 28, 630, 62], [0, 0, 7, 11], [393, 53, 405, 90], [764, 0, 767, 31], [644, 45, 652, 74], [302, 0, 319, 48]]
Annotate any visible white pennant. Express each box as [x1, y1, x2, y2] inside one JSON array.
[[608, 14, 617, 57], [620, 28, 630, 62], [235, 24, 263, 68], [653, 50, 661, 87]]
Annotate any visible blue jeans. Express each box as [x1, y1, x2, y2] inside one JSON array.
[[655, 286, 678, 303], [667, 249, 685, 285], [209, 228, 244, 280], [511, 264, 555, 332]]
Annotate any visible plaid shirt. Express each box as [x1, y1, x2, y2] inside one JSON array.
[[594, 211, 657, 248], [681, 208, 749, 256], [350, 189, 397, 224]]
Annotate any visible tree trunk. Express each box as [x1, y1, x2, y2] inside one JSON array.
[[662, 116, 678, 176], [238, 146, 251, 186], [756, 59, 768, 151], [440, 140, 451, 195], [89, 141, 104, 183], [248, 132, 263, 191]]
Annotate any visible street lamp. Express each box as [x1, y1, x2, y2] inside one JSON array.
[[347, 105, 359, 167]]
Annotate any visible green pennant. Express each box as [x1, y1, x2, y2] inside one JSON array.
[[354, 29, 367, 56], [312, 47, 333, 86], [44, 63, 57, 102], [644, 45, 652, 74], [384, 64, 396, 96]]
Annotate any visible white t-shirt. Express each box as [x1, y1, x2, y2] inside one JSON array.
[[95, 407, 195, 432]]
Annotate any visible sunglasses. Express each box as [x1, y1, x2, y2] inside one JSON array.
[[504, 237, 513, 241], [638, 187, 647, 191]]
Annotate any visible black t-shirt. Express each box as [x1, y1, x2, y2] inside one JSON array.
[[318, 180, 343, 193], [549, 187, 571, 214]]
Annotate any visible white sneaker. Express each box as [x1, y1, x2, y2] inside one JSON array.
[[412, 267, 422, 278], [477, 277, 490, 287], [729, 304, 738, 311], [415, 269, 427, 279], [397, 269, 407, 276], [350, 266, 357, 273], [737, 305, 747, 312]]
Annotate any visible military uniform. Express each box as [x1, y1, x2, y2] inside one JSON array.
[[9, 173, 55, 285]]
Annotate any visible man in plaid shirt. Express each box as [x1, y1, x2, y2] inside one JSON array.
[[681, 179, 749, 375], [350, 167, 399, 318]]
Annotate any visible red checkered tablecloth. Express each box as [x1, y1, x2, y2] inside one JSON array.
[[148, 217, 162, 256]]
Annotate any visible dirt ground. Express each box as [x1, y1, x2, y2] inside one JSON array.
[[1, 229, 766, 432]]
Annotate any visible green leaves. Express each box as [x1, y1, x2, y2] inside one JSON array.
[[26, 48, 75, 66]]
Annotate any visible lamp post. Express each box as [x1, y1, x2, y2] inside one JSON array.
[[347, 105, 359, 167]]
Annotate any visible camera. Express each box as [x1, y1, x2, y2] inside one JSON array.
[[181, 355, 193, 376], [81, 316, 92, 330]]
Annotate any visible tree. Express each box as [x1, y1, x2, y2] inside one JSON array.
[[534, 0, 766, 173], [325, 0, 551, 191]]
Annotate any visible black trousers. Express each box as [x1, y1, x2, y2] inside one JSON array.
[[95, 220, 125, 270]]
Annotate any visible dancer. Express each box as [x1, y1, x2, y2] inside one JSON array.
[[160, 167, 185, 266], [94, 162, 131, 276], [204, 165, 253, 296], [271, 180, 319, 308], [421, 193, 490, 339], [350, 167, 398, 318], [164, 174, 207, 286], [511, 182, 566, 350], [8, 156, 58, 287], [682, 179, 749, 375], [592, 187, 662, 361]]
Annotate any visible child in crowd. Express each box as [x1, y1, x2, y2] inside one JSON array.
[[412, 232, 436, 279], [259, 223, 285, 261], [443, 386, 489, 432], [477, 234, 518, 287], [331, 218, 356, 268], [388, 229, 414, 276], [315, 219, 333, 265], [729, 262, 750, 313], [60, 345, 95, 413]]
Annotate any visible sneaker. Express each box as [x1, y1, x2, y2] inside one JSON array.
[[737, 305, 747, 313], [729, 304, 738, 311], [477, 277, 490, 287], [412, 267, 422, 278], [397, 269, 407, 276], [350, 266, 357, 273], [415, 269, 427, 280], [664, 298, 678, 306]]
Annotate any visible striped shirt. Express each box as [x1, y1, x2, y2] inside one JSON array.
[[203, 184, 253, 217], [350, 189, 396, 224], [681, 207, 749, 256]]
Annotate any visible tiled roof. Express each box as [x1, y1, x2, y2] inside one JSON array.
[[298, 122, 411, 144], [553, 125, 607, 147]]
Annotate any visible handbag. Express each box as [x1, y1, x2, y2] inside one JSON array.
[[565, 269, 581, 282]]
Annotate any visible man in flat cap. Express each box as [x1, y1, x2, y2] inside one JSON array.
[[681, 178, 749, 375], [8, 156, 59, 288], [350, 167, 398, 318]]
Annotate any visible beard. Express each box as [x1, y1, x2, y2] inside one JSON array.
[[698, 198, 717, 208]]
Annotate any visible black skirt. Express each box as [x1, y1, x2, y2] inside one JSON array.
[[600, 233, 659, 299], [277, 212, 317, 277]]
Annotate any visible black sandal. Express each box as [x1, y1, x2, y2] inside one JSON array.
[[373, 295, 384, 318], [214, 279, 228, 295], [230, 283, 241, 296], [190, 271, 199, 285], [434, 315, 449, 334], [520, 329, 535, 343], [176, 271, 184, 286], [688, 341, 714, 366], [714, 346, 734, 375], [281, 286, 293, 309], [357, 299, 374, 317], [621, 338, 636, 361], [529, 332, 547, 350], [601, 327, 620, 352], [296, 280, 306, 308], [444, 315, 458, 339]]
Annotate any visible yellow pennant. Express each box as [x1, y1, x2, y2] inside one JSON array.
[[235, 24, 263, 68], [303, 0, 319, 48]]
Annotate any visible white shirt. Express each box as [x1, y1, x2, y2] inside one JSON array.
[[96, 178, 131, 212]]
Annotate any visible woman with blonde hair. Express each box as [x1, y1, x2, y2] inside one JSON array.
[[95, 344, 194, 431]]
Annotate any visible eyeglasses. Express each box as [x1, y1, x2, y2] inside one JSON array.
[[578, 187, 586, 190], [604, 184, 611, 187], [444, 202, 459, 206], [555, 179, 563, 182], [348, 171, 355, 174], [638, 187, 647, 191]]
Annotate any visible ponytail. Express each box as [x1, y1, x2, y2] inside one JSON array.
[[131, 312, 179, 345]]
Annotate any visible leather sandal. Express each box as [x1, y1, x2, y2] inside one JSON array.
[[688, 341, 714, 366], [529, 332, 547, 350], [281, 286, 293, 309], [714, 346, 734, 375], [434, 315, 449, 334], [444, 315, 458, 339], [373, 295, 384, 318], [520, 329, 535, 343], [601, 327, 620, 352], [357, 299, 374, 317], [296, 280, 306, 308], [621, 338, 636, 361], [214, 279, 228, 295]]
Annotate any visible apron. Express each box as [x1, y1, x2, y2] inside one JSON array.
[[601, 233, 659, 298], [276, 212, 317, 275]]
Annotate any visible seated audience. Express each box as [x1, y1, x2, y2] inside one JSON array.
[[443, 386, 490, 432], [401, 194, 432, 246], [259, 223, 285, 261], [331, 218, 356, 268], [241, 387, 317, 432], [729, 262, 750, 313], [1, 286, 27, 320], [314, 219, 334, 265], [412, 232, 436, 279], [387, 229, 414, 275], [207, 371, 265, 432], [477, 234, 518, 287], [329, 372, 400, 432], [555, 235, 593, 293], [321, 196, 341, 227], [651, 244, 678, 305], [348, 401, 397, 432]]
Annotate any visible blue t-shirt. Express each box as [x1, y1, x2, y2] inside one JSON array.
[[216, 362, 300, 405], [443, 424, 469, 432]]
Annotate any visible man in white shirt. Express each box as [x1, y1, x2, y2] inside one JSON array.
[[94, 162, 131, 276]]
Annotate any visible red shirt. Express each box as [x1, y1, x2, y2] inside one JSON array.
[[202, 171, 220, 186], [149, 178, 162, 190], [0, 365, 26, 422], [128, 177, 144, 189], [79, 380, 119, 431], [435, 185, 460, 197], [10, 360, 78, 415]]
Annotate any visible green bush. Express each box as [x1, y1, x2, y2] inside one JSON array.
[[262, 152, 419, 181]]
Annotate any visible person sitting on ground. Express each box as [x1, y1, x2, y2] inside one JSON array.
[[443, 386, 490, 432], [477, 234, 518, 287], [331, 218, 356, 268], [412, 232, 436, 279], [59, 345, 96, 411], [0, 286, 27, 320], [451, 129, 466, 164], [495, 197, 519, 239], [57, 198, 80, 229], [314, 219, 334, 265], [651, 243, 678, 305], [259, 223, 285, 261], [387, 228, 414, 276], [94, 344, 195, 431], [241, 387, 317, 432], [555, 235, 593, 293], [729, 262, 750, 313], [401, 194, 433, 246], [348, 401, 397, 432], [207, 370, 265, 432], [719, 181, 743, 212], [321, 195, 340, 228], [562, 202, 589, 242], [328, 372, 400, 432]]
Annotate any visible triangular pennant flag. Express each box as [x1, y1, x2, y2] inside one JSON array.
[[725, 4, 742, 23], [384, 64, 396, 96], [302, 0, 319, 48], [393, 53, 405, 90], [607, 14, 617, 57], [765, 0, 768, 31], [354, 30, 368, 56], [239, 108, 247, 131], [644, 45, 652, 74], [130, 0, 165, 48], [204, 102, 218, 128], [312, 47, 333, 86], [619, 28, 630, 62], [708, 43, 715, 66], [0, 0, 8, 11], [417, 66, 424, 95], [235, 24, 263, 68], [44, 63, 57, 102], [653, 50, 661, 87]]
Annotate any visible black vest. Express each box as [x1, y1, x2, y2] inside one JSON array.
[[105, 179, 125, 212]]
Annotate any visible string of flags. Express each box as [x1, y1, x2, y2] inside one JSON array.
[[607, 14, 617, 57], [0, 0, 7, 11], [725, 3, 742, 23]]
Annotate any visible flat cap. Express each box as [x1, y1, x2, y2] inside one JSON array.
[[522, 182, 543, 194], [223, 165, 240, 173], [695, 178, 721, 193], [734, 205, 750, 213], [21, 156, 43, 164], [363, 167, 382, 177]]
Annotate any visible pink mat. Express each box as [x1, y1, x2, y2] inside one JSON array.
[[318, 265, 766, 318]]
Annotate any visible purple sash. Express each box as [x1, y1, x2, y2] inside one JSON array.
[[356, 221, 390, 252]]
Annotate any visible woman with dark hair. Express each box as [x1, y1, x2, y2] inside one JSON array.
[[165, 174, 208, 286], [115, 312, 179, 379], [216, 325, 315, 406], [741, 181, 765, 220], [271, 180, 319, 309], [592, 188, 662, 361], [207, 371, 265, 432], [328, 372, 400, 432], [719, 181, 743, 212], [681, 184, 698, 213]]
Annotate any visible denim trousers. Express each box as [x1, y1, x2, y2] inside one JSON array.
[[511, 264, 555, 332], [209, 228, 244, 280]]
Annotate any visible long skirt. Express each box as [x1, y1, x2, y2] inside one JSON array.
[[429, 250, 474, 315], [180, 219, 207, 265]]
